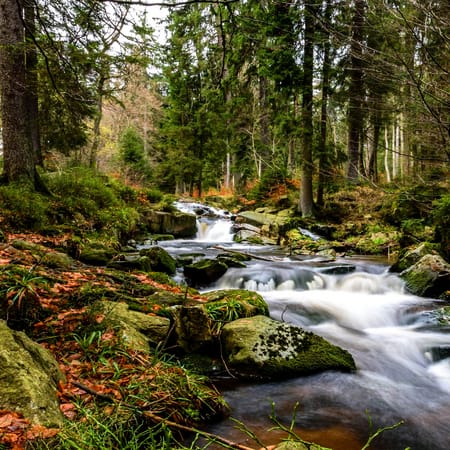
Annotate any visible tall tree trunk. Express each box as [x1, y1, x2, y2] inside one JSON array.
[[368, 113, 380, 182], [316, 0, 332, 206], [299, 1, 316, 217], [90, 76, 105, 169], [0, 0, 39, 186], [346, 0, 365, 182], [24, 0, 42, 166], [258, 75, 270, 177], [384, 126, 391, 182]]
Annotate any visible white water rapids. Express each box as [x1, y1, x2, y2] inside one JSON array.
[[160, 203, 450, 449]]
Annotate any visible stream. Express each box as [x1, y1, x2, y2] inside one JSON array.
[[148, 202, 450, 450]]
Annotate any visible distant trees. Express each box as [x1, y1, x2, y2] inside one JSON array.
[[0, 0, 448, 200]]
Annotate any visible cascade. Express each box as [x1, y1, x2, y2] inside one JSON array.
[[156, 202, 450, 450]]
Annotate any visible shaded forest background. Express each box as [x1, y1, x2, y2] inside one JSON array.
[[0, 0, 448, 212]]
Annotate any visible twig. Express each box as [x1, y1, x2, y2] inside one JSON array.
[[143, 410, 255, 450], [72, 381, 255, 450]]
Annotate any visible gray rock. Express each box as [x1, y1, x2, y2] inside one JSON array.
[[0, 320, 64, 426], [221, 315, 356, 380], [141, 210, 197, 238], [94, 301, 170, 353], [184, 259, 228, 287], [390, 242, 437, 272], [400, 254, 450, 298], [170, 304, 213, 352]]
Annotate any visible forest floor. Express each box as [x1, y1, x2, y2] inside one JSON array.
[[0, 231, 226, 449]]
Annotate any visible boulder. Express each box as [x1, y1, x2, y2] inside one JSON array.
[[94, 301, 171, 353], [141, 210, 197, 238], [390, 242, 437, 272], [41, 251, 74, 269], [107, 255, 152, 272], [221, 315, 356, 380], [169, 290, 269, 353], [400, 254, 450, 298], [184, 259, 228, 287], [139, 246, 177, 274], [235, 211, 290, 241], [0, 320, 64, 426], [78, 246, 116, 266], [170, 304, 214, 352]]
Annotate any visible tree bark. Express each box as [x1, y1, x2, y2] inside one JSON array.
[[346, 0, 365, 182], [299, 1, 316, 217], [0, 0, 39, 186], [316, 0, 332, 206], [24, 0, 43, 167]]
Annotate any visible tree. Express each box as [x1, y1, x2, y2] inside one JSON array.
[[299, 0, 317, 217], [346, 0, 366, 182], [0, 0, 41, 187]]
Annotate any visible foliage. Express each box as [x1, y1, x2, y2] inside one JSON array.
[[144, 188, 164, 203], [0, 266, 48, 330], [119, 127, 152, 183], [42, 168, 141, 240], [0, 183, 50, 230]]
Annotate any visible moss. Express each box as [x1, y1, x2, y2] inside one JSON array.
[[204, 289, 269, 335], [139, 246, 176, 275], [79, 247, 115, 266], [222, 316, 356, 380], [402, 270, 434, 297]]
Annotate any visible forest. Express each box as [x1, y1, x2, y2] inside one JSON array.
[[0, 0, 449, 449]]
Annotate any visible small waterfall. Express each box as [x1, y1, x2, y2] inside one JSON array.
[[196, 218, 234, 242], [216, 262, 325, 291], [174, 201, 234, 242], [153, 201, 450, 450]]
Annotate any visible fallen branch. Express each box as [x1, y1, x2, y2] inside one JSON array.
[[143, 410, 255, 450], [73, 381, 256, 450], [212, 245, 282, 262]]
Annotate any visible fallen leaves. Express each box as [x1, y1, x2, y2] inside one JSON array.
[[0, 410, 59, 449]]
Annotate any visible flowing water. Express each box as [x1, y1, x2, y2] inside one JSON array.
[[156, 203, 450, 450]]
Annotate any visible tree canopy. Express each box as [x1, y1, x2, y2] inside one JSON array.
[[0, 0, 448, 208]]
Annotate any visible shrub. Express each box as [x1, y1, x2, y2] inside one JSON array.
[[144, 188, 164, 203], [45, 168, 118, 212], [0, 183, 49, 230]]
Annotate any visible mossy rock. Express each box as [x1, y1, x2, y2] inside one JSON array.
[[148, 234, 175, 242], [11, 239, 44, 253], [217, 251, 251, 262], [216, 255, 247, 268], [139, 246, 176, 275], [204, 289, 269, 316], [221, 315, 356, 380], [203, 289, 269, 335], [79, 247, 116, 266], [390, 242, 438, 272], [0, 320, 64, 426], [400, 254, 450, 298], [41, 251, 74, 269], [107, 255, 155, 272], [184, 259, 228, 287], [94, 300, 171, 353], [169, 304, 214, 352]]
